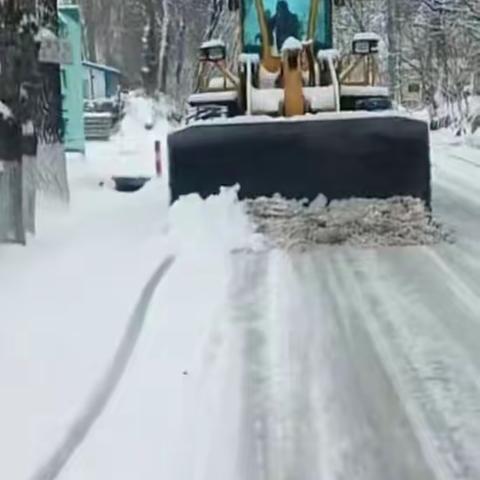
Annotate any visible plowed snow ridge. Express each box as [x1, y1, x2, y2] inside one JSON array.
[[246, 195, 451, 249]]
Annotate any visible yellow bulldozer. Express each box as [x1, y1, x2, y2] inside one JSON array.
[[168, 0, 430, 206]]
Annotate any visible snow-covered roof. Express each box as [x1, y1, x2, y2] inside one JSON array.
[[353, 32, 381, 42], [0, 101, 12, 120], [201, 38, 225, 49], [83, 61, 121, 75], [35, 27, 58, 42], [281, 37, 303, 52]]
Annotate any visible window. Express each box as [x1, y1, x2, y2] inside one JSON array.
[[243, 0, 332, 55]]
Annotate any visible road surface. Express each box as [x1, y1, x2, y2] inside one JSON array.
[[54, 136, 480, 480]]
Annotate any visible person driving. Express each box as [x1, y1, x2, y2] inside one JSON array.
[[269, 1, 300, 51]]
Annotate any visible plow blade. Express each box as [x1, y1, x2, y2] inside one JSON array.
[[168, 115, 431, 206]]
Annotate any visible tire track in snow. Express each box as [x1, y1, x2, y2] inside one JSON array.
[[424, 248, 480, 323], [319, 250, 443, 480], [348, 248, 480, 479], [232, 251, 331, 480], [447, 153, 480, 169], [234, 251, 329, 480], [230, 252, 271, 480], [263, 253, 326, 480], [30, 255, 175, 480], [432, 149, 480, 211], [233, 248, 440, 479], [432, 144, 480, 170], [434, 174, 480, 210], [339, 249, 458, 480]]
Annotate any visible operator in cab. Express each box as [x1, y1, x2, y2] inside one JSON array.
[[269, 0, 301, 51]]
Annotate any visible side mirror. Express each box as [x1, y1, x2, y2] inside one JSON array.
[[199, 39, 226, 63]]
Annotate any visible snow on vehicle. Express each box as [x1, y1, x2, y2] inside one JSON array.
[[168, 0, 431, 206]]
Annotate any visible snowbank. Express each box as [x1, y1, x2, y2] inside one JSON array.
[[167, 185, 262, 256]]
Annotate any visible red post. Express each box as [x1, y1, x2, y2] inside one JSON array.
[[155, 140, 162, 177]]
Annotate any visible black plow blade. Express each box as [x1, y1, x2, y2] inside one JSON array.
[[168, 116, 431, 207]]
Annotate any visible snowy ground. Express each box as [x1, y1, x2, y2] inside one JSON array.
[[2, 105, 480, 480], [0, 95, 171, 480]]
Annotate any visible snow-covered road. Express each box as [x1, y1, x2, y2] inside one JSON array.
[[2, 110, 480, 480], [56, 134, 480, 480]]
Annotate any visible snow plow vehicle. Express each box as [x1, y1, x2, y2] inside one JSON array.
[[168, 0, 431, 206]]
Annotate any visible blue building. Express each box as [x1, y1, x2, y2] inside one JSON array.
[[83, 62, 124, 140], [83, 61, 122, 100], [59, 4, 86, 153]]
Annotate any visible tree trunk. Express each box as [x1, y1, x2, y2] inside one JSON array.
[[386, 0, 397, 98]]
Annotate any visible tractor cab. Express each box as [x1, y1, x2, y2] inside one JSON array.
[[170, 0, 430, 211]]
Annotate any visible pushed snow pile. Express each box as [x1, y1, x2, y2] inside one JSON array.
[[246, 196, 450, 249], [167, 186, 262, 255]]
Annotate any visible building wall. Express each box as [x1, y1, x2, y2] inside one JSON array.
[[60, 5, 86, 153]]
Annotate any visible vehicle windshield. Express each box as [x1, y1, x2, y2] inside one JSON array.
[[243, 0, 332, 55]]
